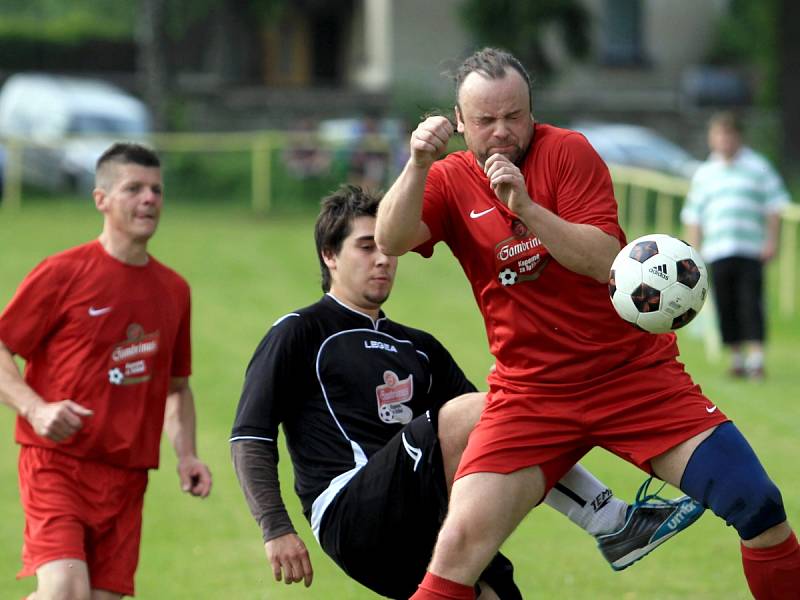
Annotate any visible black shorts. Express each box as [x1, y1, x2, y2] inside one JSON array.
[[318, 412, 447, 599], [710, 256, 765, 344]]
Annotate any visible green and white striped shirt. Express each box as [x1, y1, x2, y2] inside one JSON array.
[[681, 147, 790, 263]]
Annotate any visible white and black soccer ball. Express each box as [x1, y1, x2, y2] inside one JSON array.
[[378, 404, 394, 423], [498, 268, 518, 287], [608, 234, 708, 334], [108, 367, 124, 385]]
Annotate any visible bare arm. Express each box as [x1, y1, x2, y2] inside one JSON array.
[[484, 154, 620, 282], [231, 440, 313, 587], [0, 340, 93, 441], [684, 223, 702, 251], [164, 377, 212, 497], [375, 116, 453, 256], [762, 211, 782, 262]]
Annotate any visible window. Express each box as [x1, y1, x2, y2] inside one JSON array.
[[601, 0, 646, 66]]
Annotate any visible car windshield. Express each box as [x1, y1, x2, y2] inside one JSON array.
[[632, 135, 694, 163], [572, 123, 698, 177], [67, 113, 148, 135]]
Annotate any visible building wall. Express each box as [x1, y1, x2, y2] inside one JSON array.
[[643, 0, 725, 75], [350, 0, 725, 100], [580, 0, 726, 74], [390, 0, 473, 99]]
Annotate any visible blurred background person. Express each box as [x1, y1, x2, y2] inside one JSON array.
[[347, 115, 392, 193], [282, 118, 332, 180], [682, 111, 791, 380]]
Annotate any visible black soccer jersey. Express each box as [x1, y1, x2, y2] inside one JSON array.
[[230, 294, 476, 520]]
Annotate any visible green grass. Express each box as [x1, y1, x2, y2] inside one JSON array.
[[1, 199, 798, 599]]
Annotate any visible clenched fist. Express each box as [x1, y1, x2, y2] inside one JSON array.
[[410, 116, 454, 169]]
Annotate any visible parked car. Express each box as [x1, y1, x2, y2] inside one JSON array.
[[569, 121, 700, 179], [0, 73, 151, 192]]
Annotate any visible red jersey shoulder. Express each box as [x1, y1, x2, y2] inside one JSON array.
[[44, 240, 102, 269], [432, 151, 479, 179], [146, 255, 190, 295], [49, 240, 100, 261], [531, 123, 587, 145], [42, 242, 189, 296], [527, 124, 596, 164], [24, 241, 101, 291], [429, 150, 489, 203]]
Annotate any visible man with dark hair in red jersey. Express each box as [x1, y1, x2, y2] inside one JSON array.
[[376, 47, 799, 599], [0, 142, 212, 599]]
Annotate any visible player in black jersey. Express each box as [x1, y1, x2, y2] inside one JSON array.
[[230, 186, 704, 599]]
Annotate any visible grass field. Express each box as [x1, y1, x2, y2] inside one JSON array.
[[0, 198, 798, 599]]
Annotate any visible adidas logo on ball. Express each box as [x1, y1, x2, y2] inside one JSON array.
[[648, 264, 669, 280]]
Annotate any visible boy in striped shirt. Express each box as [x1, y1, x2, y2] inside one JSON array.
[[682, 111, 791, 379]]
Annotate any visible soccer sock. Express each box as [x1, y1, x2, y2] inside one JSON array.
[[543, 464, 628, 536], [745, 350, 764, 371], [731, 351, 746, 370], [410, 572, 476, 600], [741, 532, 800, 599]]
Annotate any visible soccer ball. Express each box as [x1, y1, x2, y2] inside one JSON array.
[[498, 268, 518, 286], [608, 234, 708, 334]]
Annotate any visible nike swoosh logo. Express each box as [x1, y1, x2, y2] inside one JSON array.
[[706, 405, 718, 413], [469, 207, 496, 219], [88, 306, 112, 317]]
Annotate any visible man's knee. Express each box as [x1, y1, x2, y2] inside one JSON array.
[[438, 393, 485, 435], [36, 582, 91, 600], [435, 518, 472, 557], [680, 422, 786, 540], [36, 559, 91, 600], [437, 392, 486, 458]]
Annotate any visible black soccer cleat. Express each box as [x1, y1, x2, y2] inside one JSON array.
[[596, 477, 705, 571]]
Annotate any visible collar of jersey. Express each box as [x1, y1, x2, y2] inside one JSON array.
[[324, 293, 386, 330]]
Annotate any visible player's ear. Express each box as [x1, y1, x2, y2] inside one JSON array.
[[455, 105, 465, 134], [93, 188, 107, 212], [321, 249, 337, 271]]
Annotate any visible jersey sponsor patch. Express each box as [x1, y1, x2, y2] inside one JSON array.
[[107, 323, 160, 386], [494, 219, 551, 286], [375, 369, 413, 424]]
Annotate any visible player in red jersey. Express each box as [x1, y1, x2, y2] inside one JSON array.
[[375, 47, 800, 599], [0, 143, 212, 599]]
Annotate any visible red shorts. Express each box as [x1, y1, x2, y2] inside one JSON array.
[[457, 357, 728, 493], [17, 446, 149, 596]]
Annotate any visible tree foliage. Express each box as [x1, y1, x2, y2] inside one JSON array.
[[705, 0, 778, 104], [703, 0, 800, 177], [0, 0, 290, 42], [0, 0, 134, 40], [458, 0, 590, 78]]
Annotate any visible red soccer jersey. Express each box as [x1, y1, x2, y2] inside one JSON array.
[[415, 123, 677, 387], [0, 240, 191, 469]]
